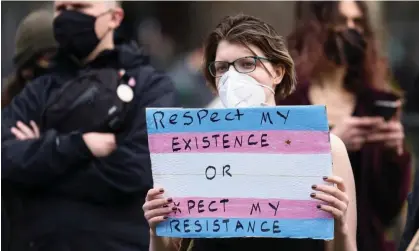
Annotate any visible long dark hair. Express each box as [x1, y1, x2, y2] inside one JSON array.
[[1, 73, 27, 109], [287, 1, 390, 94]]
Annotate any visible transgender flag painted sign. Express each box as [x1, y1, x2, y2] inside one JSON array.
[[146, 105, 334, 239]]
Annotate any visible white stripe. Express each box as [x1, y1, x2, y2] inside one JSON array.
[[151, 153, 332, 199], [151, 153, 332, 177]]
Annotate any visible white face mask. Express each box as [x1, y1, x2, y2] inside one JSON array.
[[218, 69, 275, 108]]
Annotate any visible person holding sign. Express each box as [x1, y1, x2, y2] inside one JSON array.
[[284, 2, 412, 251], [143, 14, 357, 251]]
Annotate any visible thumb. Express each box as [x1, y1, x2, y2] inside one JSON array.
[[397, 144, 403, 156], [354, 116, 384, 127], [109, 133, 116, 143], [95, 133, 116, 140], [104, 134, 117, 147]]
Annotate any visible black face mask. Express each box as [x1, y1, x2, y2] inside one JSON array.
[[324, 28, 367, 66], [53, 10, 109, 61]]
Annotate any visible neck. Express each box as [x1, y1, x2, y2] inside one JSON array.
[[84, 31, 115, 64], [265, 95, 276, 106], [312, 65, 347, 91]]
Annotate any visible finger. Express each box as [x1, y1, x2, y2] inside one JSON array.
[[144, 206, 176, 220], [387, 121, 402, 130], [105, 133, 116, 144], [323, 175, 347, 194], [367, 132, 403, 142], [346, 141, 365, 151], [347, 142, 362, 152], [350, 136, 365, 145], [384, 140, 399, 148], [312, 184, 348, 203], [384, 141, 404, 155], [351, 116, 384, 128], [30, 120, 40, 138], [17, 121, 35, 137], [375, 121, 402, 132], [146, 188, 165, 202], [366, 133, 386, 142], [311, 192, 347, 211], [16, 121, 35, 138], [397, 144, 404, 156], [11, 127, 28, 140], [108, 143, 117, 152], [346, 136, 365, 151], [348, 128, 369, 138], [149, 215, 169, 229], [143, 197, 173, 211], [317, 204, 344, 221]]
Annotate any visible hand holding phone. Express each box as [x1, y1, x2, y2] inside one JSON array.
[[366, 119, 405, 155], [372, 99, 400, 121], [331, 116, 384, 151]]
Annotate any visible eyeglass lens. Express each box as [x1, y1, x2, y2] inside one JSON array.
[[210, 57, 257, 77]]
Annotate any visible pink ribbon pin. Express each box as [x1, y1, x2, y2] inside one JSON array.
[[128, 77, 136, 87]]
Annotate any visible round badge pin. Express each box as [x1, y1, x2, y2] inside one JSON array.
[[119, 69, 126, 78], [117, 84, 134, 102]]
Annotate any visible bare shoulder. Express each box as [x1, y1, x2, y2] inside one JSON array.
[[330, 133, 347, 156], [329, 134, 358, 246], [329, 133, 352, 177]]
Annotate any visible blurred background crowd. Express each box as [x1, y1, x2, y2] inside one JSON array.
[[1, 1, 419, 251], [2, 1, 419, 111]]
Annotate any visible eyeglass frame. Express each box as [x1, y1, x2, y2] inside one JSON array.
[[208, 56, 273, 78]]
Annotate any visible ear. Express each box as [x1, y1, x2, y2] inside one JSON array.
[[272, 66, 285, 86], [109, 7, 124, 29]]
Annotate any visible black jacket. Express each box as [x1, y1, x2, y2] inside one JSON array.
[[1, 43, 176, 251], [405, 74, 419, 113], [399, 164, 419, 251]]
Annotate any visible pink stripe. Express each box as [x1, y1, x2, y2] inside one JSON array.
[[168, 197, 332, 219], [149, 130, 330, 154]]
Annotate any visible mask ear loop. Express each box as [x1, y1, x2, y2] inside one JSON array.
[[242, 43, 278, 93], [243, 46, 277, 105], [96, 9, 115, 41], [74, 9, 115, 66], [96, 8, 114, 18], [259, 84, 276, 107], [254, 59, 278, 105]]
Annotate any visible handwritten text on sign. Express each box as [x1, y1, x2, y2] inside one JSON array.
[[146, 106, 334, 239]]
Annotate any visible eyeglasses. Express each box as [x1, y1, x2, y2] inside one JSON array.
[[208, 56, 271, 78]]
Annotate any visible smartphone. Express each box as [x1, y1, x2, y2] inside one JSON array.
[[372, 100, 399, 121]]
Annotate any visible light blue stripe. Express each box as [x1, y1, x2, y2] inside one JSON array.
[[146, 105, 328, 134], [156, 217, 334, 240]]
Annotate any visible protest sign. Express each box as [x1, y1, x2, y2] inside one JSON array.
[[146, 106, 333, 239]]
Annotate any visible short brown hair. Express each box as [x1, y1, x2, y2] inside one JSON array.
[[202, 14, 297, 102]]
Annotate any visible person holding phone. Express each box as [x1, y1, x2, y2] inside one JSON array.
[[283, 1, 411, 251]]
